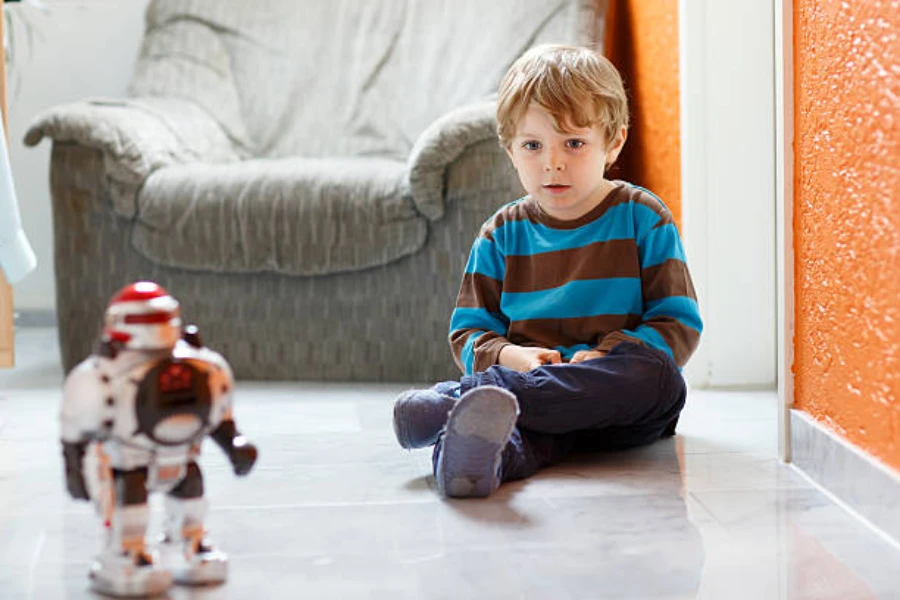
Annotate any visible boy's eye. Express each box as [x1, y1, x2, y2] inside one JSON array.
[[566, 139, 586, 149], [522, 141, 541, 151]]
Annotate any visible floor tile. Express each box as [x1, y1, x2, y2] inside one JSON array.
[[1, 328, 898, 599]]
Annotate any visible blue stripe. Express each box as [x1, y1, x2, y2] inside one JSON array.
[[493, 204, 636, 256], [632, 203, 664, 234], [449, 307, 509, 336], [629, 326, 675, 360], [461, 331, 484, 375], [502, 279, 642, 321], [464, 237, 505, 280], [640, 223, 686, 267], [645, 297, 703, 333]]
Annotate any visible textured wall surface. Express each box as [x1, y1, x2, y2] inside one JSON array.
[[604, 0, 681, 226], [794, 0, 900, 470]]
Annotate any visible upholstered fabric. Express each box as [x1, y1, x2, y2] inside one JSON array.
[[133, 157, 423, 275], [24, 0, 603, 380], [25, 97, 241, 217], [407, 101, 498, 221], [130, 0, 596, 160], [46, 141, 521, 381]]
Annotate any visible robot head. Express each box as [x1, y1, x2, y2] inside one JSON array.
[[103, 282, 182, 350]]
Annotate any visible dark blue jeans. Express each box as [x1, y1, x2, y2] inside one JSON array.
[[433, 342, 686, 483]]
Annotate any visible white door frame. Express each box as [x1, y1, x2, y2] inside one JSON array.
[[678, 0, 778, 390], [774, 0, 794, 462]]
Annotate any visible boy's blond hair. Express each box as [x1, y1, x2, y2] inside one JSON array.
[[497, 44, 629, 149]]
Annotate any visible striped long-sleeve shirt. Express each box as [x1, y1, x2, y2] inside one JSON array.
[[449, 181, 702, 375]]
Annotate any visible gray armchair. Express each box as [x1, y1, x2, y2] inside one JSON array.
[[25, 0, 602, 381]]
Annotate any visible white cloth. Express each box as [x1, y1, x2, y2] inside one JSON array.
[[130, 0, 595, 160], [0, 117, 36, 283]]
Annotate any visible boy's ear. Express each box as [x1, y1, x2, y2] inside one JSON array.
[[605, 127, 628, 165], [504, 144, 517, 168]]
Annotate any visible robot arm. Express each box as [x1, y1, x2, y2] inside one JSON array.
[[61, 441, 90, 500], [180, 333, 258, 475], [186, 337, 257, 476], [210, 419, 257, 476], [60, 361, 106, 501]]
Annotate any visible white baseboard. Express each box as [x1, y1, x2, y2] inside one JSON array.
[[13, 309, 56, 327], [790, 409, 900, 547]]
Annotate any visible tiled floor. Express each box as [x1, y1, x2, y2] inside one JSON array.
[[1, 328, 899, 599]]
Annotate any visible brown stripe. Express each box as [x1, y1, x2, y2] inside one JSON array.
[[521, 184, 633, 229], [641, 259, 697, 302], [504, 239, 639, 293], [472, 334, 510, 372], [491, 183, 674, 237], [507, 314, 642, 349], [629, 186, 675, 228], [481, 199, 533, 242], [449, 329, 474, 372], [449, 329, 508, 373], [647, 318, 701, 368], [596, 330, 645, 354], [456, 273, 502, 312]]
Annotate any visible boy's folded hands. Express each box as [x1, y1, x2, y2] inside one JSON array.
[[570, 349, 607, 364], [499, 345, 609, 372], [499, 344, 563, 372]]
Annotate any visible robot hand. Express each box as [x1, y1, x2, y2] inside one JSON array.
[[66, 471, 90, 500], [211, 420, 258, 476], [230, 438, 258, 476], [62, 441, 90, 500]]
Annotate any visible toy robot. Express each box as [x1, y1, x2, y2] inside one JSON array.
[[60, 281, 258, 597]]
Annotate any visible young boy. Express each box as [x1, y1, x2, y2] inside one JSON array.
[[394, 44, 702, 498]]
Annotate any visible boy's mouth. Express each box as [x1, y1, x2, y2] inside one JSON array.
[[542, 184, 571, 195]]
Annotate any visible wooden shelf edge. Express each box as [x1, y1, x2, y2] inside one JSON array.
[[0, 2, 16, 369]]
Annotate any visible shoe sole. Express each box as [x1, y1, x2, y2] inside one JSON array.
[[392, 392, 415, 449], [393, 389, 453, 450], [436, 386, 518, 498]]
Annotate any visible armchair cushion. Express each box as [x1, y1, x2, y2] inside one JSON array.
[[132, 157, 425, 276], [407, 101, 499, 221], [24, 97, 241, 217]]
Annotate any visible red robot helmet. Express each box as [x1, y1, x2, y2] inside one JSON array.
[[103, 281, 182, 350]]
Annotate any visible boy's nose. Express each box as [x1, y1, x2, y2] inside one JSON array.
[[543, 147, 565, 172]]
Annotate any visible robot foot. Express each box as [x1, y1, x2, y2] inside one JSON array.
[[89, 550, 173, 598], [162, 538, 229, 585]]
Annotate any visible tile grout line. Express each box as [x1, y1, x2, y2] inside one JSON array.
[[27, 528, 46, 600]]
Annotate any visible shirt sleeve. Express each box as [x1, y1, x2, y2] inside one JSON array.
[[448, 231, 511, 375], [596, 198, 703, 368]]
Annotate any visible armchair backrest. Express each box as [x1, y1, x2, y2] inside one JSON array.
[[129, 0, 601, 160]]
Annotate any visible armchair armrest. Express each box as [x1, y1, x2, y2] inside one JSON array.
[[407, 101, 500, 221], [24, 96, 243, 217]]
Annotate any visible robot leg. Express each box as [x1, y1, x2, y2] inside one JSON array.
[[162, 461, 228, 584], [90, 468, 173, 597]]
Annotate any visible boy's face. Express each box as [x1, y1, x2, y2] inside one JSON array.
[[506, 104, 626, 221]]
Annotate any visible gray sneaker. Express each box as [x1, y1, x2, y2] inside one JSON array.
[[435, 386, 518, 498], [393, 384, 459, 449]]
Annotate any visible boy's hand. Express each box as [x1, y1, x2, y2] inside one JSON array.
[[570, 349, 607, 363], [499, 345, 562, 372]]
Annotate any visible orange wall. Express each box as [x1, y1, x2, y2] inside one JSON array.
[[793, 0, 900, 470], [604, 0, 681, 226]]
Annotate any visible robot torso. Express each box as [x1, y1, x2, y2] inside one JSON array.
[[61, 340, 235, 473]]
